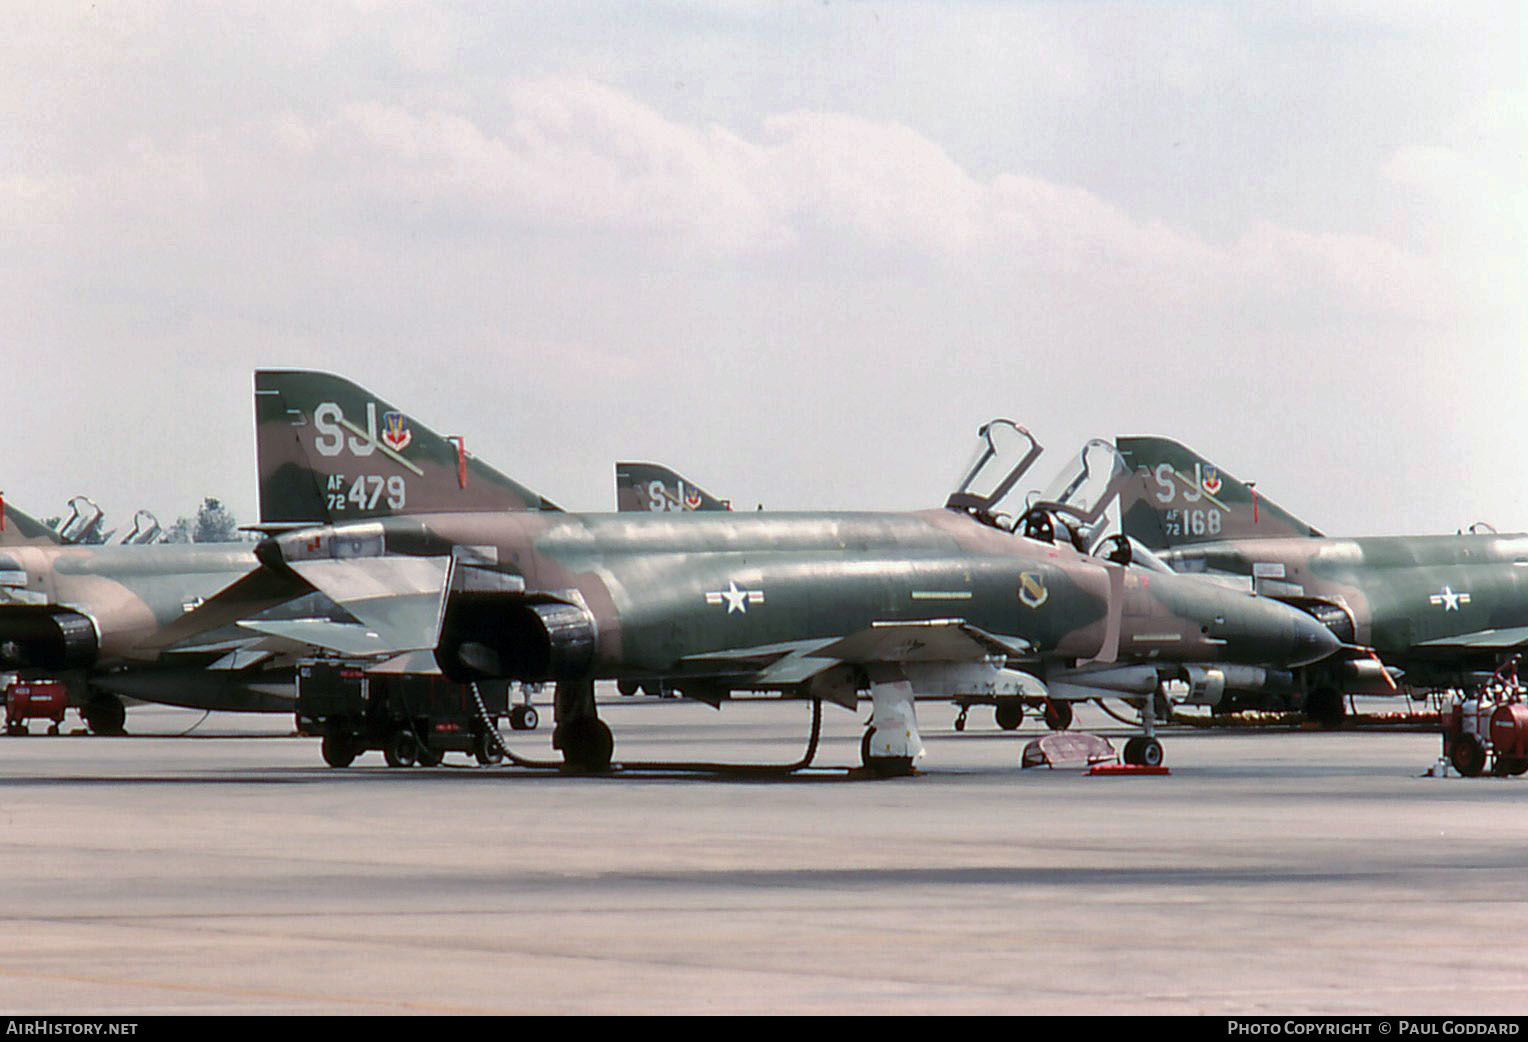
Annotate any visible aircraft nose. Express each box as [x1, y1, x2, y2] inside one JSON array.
[[1287, 607, 1341, 667]]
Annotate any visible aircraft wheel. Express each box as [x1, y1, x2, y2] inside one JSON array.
[[994, 699, 1025, 731], [617, 679, 638, 697], [953, 711, 967, 732], [510, 705, 539, 731], [1495, 756, 1528, 777], [1304, 687, 1345, 729], [1043, 699, 1073, 731], [866, 755, 916, 777], [82, 696, 126, 736], [1123, 736, 1164, 767], [383, 730, 419, 768], [414, 743, 443, 768], [474, 731, 505, 766], [559, 717, 614, 772], [1450, 733, 1487, 778], [321, 734, 358, 769], [860, 728, 915, 777]]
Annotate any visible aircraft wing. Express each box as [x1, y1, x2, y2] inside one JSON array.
[[812, 619, 1032, 663], [1411, 626, 1528, 653], [149, 555, 455, 659], [681, 619, 1032, 689], [137, 566, 316, 652], [240, 557, 454, 657]]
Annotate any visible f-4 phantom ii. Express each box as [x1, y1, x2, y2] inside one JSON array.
[[175, 370, 1341, 774], [1117, 436, 1528, 725], [0, 499, 292, 732], [615, 463, 730, 513]]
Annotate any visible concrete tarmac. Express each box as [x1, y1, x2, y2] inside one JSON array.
[[0, 693, 1523, 1016]]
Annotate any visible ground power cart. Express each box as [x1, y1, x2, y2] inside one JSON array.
[[296, 660, 513, 768], [3, 678, 69, 736], [1442, 691, 1528, 778]]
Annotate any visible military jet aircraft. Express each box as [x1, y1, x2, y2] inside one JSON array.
[[609, 451, 1176, 731], [1116, 436, 1528, 724], [0, 500, 291, 732], [176, 370, 1340, 774], [0, 380, 563, 735], [615, 462, 730, 513]]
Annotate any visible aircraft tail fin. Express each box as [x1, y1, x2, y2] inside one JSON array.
[[0, 497, 63, 546], [1115, 436, 1321, 550], [615, 462, 731, 512], [254, 370, 560, 525]]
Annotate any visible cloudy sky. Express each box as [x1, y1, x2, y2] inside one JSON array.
[[2, 2, 1522, 536]]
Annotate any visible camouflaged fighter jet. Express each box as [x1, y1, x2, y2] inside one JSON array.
[[0, 366, 570, 734], [178, 370, 1341, 774], [0, 499, 291, 732], [1116, 436, 1528, 725], [615, 463, 730, 513]]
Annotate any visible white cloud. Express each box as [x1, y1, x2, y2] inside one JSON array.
[[210, 78, 1455, 323]]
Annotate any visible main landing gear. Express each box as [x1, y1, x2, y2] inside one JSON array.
[[82, 693, 127, 735], [554, 679, 614, 772], [860, 671, 923, 777], [1304, 686, 1347, 729]]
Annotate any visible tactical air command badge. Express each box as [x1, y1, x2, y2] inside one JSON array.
[[382, 411, 412, 452], [1018, 571, 1048, 608]]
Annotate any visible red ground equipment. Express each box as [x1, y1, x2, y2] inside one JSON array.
[[4, 679, 69, 735], [1442, 660, 1528, 777]]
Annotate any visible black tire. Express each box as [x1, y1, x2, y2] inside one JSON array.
[[510, 705, 539, 731], [994, 699, 1025, 731], [559, 717, 614, 772], [860, 727, 915, 776], [82, 697, 126, 736], [1304, 687, 1345, 729], [383, 730, 419, 768], [321, 734, 358, 769], [1450, 732, 1487, 777], [474, 731, 505, 766], [617, 679, 638, 697], [1123, 736, 1164, 767], [865, 755, 916, 777], [1497, 756, 1528, 777], [1043, 699, 1073, 731]]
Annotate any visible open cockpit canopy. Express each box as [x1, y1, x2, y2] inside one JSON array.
[[947, 424, 1135, 556], [944, 420, 1044, 525], [1025, 438, 1131, 541]]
